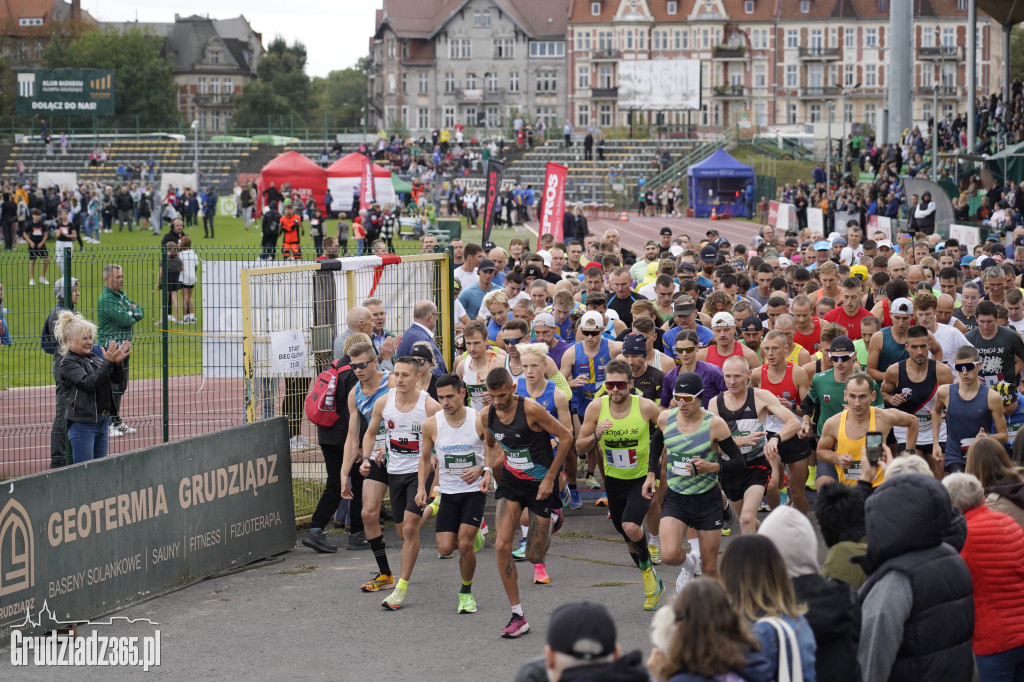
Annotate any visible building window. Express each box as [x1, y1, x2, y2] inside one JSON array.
[[400, 105, 408, 123], [787, 102, 798, 123], [744, 0, 754, 13], [755, 102, 767, 126], [465, 106, 478, 126], [576, 32, 592, 51], [591, 1, 601, 15], [754, 64, 766, 88], [844, 102, 853, 122], [865, 103, 877, 127], [536, 106, 558, 130], [785, 65, 797, 88], [211, 77, 219, 95], [212, 110, 220, 130], [878, 0, 888, 10], [638, 30, 645, 49], [210, 51, 220, 64], [599, 104, 612, 126], [957, 0, 966, 9], [729, 71, 742, 87], [921, 66, 933, 87], [578, 65, 591, 88], [942, 27, 955, 47], [809, 103, 822, 123], [486, 106, 501, 128], [493, 38, 514, 59], [418, 107, 429, 129], [701, 104, 709, 126], [752, 29, 767, 49], [786, 29, 798, 48], [199, 110, 207, 130], [486, 72, 498, 92], [577, 104, 590, 127], [223, 77, 233, 94], [445, 72, 455, 93], [387, 73, 396, 94], [473, 9, 491, 26], [800, 0, 810, 12], [626, 31, 634, 50], [401, 73, 407, 93], [530, 41, 566, 58], [418, 73, 429, 94], [19, 17, 44, 26], [509, 72, 520, 92], [701, 29, 710, 49], [844, 28, 854, 48], [198, 77, 207, 94], [668, 1, 678, 13], [536, 70, 557, 92], [597, 31, 614, 51], [449, 38, 471, 59], [865, 28, 877, 47], [599, 66, 613, 88], [864, 64, 877, 86], [443, 106, 456, 128], [844, 64, 855, 86], [653, 30, 667, 50], [466, 72, 477, 90]]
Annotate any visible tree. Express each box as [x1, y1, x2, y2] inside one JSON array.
[[310, 60, 368, 131], [1012, 26, 1024, 86], [42, 27, 178, 128], [230, 37, 312, 132]]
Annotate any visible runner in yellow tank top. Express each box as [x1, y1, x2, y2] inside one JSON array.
[[816, 372, 921, 487]]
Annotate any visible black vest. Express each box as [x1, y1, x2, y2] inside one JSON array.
[[861, 543, 974, 682]]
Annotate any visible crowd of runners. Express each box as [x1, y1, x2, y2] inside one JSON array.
[[296, 219, 1024, 681]]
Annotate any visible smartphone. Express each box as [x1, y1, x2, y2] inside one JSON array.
[[865, 431, 883, 465]]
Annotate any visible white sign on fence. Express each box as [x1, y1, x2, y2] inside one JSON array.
[[949, 223, 981, 254], [270, 330, 307, 374], [807, 207, 824, 234]]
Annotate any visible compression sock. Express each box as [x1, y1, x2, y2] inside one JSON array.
[[628, 551, 640, 567], [511, 604, 524, 617], [632, 532, 652, 570], [521, 525, 529, 541], [369, 535, 391, 576], [460, 578, 472, 594], [396, 578, 408, 594], [807, 464, 817, 484], [688, 538, 700, 556], [568, 482, 577, 491]]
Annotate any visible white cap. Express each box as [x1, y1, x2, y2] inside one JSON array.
[[580, 310, 604, 330], [891, 297, 914, 315], [537, 249, 552, 267], [877, 239, 894, 249], [669, 244, 684, 257], [711, 312, 736, 328], [779, 256, 792, 267]]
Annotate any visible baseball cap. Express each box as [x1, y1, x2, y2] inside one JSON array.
[[622, 334, 648, 356], [876, 240, 894, 250], [523, 264, 544, 279], [660, 227, 672, 236], [1015, 235, 1024, 248], [814, 241, 830, 251], [976, 257, 996, 270], [580, 310, 604, 331], [678, 261, 696, 274], [960, 255, 975, 266], [584, 262, 603, 273], [891, 297, 914, 315], [711, 312, 735, 328], [537, 250, 552, 267], [483, 240, 497, 251], [850, 264, 869, 280], [829, 336, 855, 354], [741, 316, 763, 332], [673, 298, 696, 316], [547, 602, 617, 661], [785, 237, 800, 247], [408, 344, 434, 363], [53, 277, 79, 298], [700, 244, 719, 262], [706, 229, 720, 238], [673, 371, 704, 396], [478, 258, 497, 272], [533, 312, 557, 329], [832, 237, 848, 247], [716, 237, 731, 248], [779, 256, 792, 267], [934, 242, 946, 252], [994, 381, 1018, 406]]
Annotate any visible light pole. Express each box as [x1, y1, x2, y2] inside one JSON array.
[[838, 82, 861, 188], [190, 119, 199, 187], [932, 83, 939, 182], [826, 101, 834, 205]]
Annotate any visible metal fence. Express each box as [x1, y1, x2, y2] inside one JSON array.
[[0, 242, 442, 482], [239, 252, 453, 518]]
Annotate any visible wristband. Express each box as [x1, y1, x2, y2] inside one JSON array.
[[482, 466, 492, 473]]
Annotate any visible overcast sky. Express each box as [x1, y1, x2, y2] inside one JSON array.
[[82, 1, 381, 77]]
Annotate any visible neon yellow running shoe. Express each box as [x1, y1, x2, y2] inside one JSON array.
[[642, 569, 664, 611], [473, 528, 485, 553], [458, 592, 478, 614]]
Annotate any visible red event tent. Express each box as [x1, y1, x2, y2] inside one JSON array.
[[325, 153, 395, 212], [258, 151, 327, 211]]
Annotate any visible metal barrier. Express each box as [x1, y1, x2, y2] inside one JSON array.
[[239, 252, 452, 518]]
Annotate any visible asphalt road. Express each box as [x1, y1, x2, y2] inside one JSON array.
[[4, 496, 826, 680]]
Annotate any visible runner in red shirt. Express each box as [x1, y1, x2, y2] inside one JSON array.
[[824, 277, 874, 340], [791, 295, 822, 353], [699, 312, 760, 369]]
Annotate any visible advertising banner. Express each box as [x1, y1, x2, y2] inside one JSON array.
[[0, 419, 295, 644], [360, 155, 376, 206], [481, 159, 505, 245], [537, 162, 568, 249], [16, 69, 115, 116]]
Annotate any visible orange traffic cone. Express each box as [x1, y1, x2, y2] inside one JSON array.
[[710, 206, 718, 220], [619, 210, 629, 222]]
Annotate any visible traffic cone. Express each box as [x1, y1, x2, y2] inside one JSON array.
[[619, 210, 628, 222], [710, 206, 718, 220]]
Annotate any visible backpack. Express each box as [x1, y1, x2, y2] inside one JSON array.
[[305, 359, 351, 427]]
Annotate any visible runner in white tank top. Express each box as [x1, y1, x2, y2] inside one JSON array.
[[381, 388, 430, 475]]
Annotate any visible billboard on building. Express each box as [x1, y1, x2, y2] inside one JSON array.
[[617, 60, 700, 111], [15, 69, 115, 116]]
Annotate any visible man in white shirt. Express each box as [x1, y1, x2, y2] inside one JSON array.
[[454, 243, 483, 290], [914, 292, 968, 366], [839, 226, 865, 265]]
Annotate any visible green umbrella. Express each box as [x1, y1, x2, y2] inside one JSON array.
[[390, 174, 412, 194]]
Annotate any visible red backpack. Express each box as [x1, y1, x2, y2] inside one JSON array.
[[304, 359, 351, 427]]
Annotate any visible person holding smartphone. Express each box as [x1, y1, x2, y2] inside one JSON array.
[[816, 373, 920, 488]]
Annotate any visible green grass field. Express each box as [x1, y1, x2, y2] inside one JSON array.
[[0, 214, 534, 390]]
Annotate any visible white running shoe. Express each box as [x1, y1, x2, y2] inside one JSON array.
[[117, 423, 137, 434], [108, 425, 124, 438], [675, 554, 696, 593]]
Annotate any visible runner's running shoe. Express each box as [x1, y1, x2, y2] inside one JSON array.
[[381, 589, 406, 610], [501, 613, 530, 638], [649, 544, 662, 565], [584, 475, 602, 489], [360, 572, 394, 592], [675, 554, 696, 593], [512, 538, 527, 561], [568, 488, 583, 509], [533, 563, 550, 584], [458, 593, 478, 614], [642, 569, 664, 611], [473, 528, 485, 553]]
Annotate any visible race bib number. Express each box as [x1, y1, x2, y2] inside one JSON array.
[[670, 457, 693, 477], [444, 453, 476, 471], [605, 447, 638, 469], [916, 413, 931, 431], [389, 436, 420, 458], [845, 460, 863, 481], [734, 430, 753, 455], [505, 447, 534, 471], [1010, 423, 1022, 445], [467, 384, 487, 403], [960, 437, 976, 453]]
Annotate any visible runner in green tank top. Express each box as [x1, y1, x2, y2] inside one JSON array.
[[577, 360, 665, 611], [654, 372, 746, 585]]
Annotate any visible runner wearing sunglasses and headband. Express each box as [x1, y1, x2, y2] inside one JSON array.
[[660, 329, 725, 411], [880, 325, 955, 478], [656, 371, 746, 588], [576, 359, 666, 611], [931, 346, 1008, 474]]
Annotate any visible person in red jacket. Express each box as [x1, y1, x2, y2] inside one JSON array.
[[279, 203, 302, 260], [944, 470, 1024, 681]]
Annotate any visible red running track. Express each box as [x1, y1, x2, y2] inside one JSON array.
[[580, 214, 766, 256]]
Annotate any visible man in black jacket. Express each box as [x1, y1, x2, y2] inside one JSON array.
[[260, 206, 280, 261]]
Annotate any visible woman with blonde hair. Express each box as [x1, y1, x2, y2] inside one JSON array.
[[720, 535, 817, 680], [55, 310, 130, 462], [648, 578, 773, 682], [483, 290, 510, 344], [967, 436, 1024, 530]]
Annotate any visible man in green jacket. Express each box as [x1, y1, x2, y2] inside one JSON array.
[[97, 264, 144, 438]]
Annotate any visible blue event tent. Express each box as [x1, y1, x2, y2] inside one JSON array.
[[687, 148, 756, 218]]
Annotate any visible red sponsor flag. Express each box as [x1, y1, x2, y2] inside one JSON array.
[[767, 200, 779, 227], [360, 155, 376, 206], [481, 159, 505, 245], [537, 162, 568, 249]]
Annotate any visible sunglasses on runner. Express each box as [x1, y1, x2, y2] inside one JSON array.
[[350, 360, 374, 370], [829, 354, 852, 363], [503, 337, 522, 345], [605, 381, 628, 391], [582, 330, 602, 337], [675, 346, 697, 355], [954, 362, 977, 373], [673, 391, 703, 404]]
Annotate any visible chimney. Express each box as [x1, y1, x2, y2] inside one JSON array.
[[71, 0, 81, 21]]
